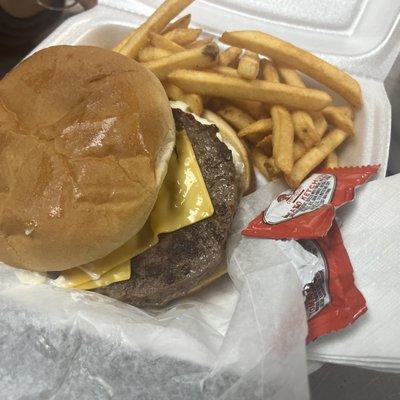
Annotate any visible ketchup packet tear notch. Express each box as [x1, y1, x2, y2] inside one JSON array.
[[242, 165, 379, 240]]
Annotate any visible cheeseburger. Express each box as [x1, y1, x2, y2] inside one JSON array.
[[0, 45, 253, 306]]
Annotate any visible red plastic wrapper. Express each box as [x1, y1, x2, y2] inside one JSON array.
[[300, 221, 367, 343], [242, 165, 379, 240]]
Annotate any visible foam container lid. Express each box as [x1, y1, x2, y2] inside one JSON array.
[[2, 1, 400, 399]]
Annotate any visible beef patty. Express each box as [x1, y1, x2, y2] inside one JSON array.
[[94, 109, 241, 306]]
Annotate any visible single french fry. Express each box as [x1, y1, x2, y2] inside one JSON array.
[[217, 104, 255, 131], [262, 60, 280, 84], [187, 37, 213, 49], [219, 47, 242, 66], [213, 65, 239, 78], [310, 111, 328, 138], [256, 134, 273, 156], [252, 147, 271, 180], [183, 93, 204, 115], [168, 70, 332, 110], [285, 129, 349, 188], [293, 140, 307, 161], [138, 46, 172, 62], [150, 32, 185, 53], [145, 44, 219, 80], [335, 105, 354, 121], [164, 82, 185, 100], [238, 51, 260, 80], [264, 156, 281, 181], [228, 98, 265, 120], [220, 31, 362, 108], [325, 151, 339, 168], [115, 0, 194, 58], [238, 118, 273, 143], [271, 106, 294, 175], [162, 13, 191, 33], [163, 28, 202, 45], [323, 106, 355, 135], [277, 65, 305, 88], [292, 111, 320, 148]]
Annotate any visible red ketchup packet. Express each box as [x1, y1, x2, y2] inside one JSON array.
[[299, 221, 367, 343], [242, 165, 379, 240]]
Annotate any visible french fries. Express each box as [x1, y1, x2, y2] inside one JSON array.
[[228, 99, 265, 120], [217, 104, 255, 131], [163, 13, 191, 33], [286, 129, 349, 188], [310, 111, 328, 138], [271, 106, 294, 175], [291, 111, 320, 148], [168, 70, 332, 110], [336, 106, 354, 121], [187, 37, 213, 49], [325, 151, 339, 168], [145, 44, 219, 80], [220, 31, 362, 108], [256, 134, 273, 156], [165, 82, 185, 100], [264, 156, 281, 181], [138, 47, 172, 62], [163, 28, 202, 45], [184, 93, 204, 115], [262, 60, 280, 84], [219, 47, 242, 66], [115, 0, 194, 58], [238, 51, 260, 80], [323, 106, 355, 134], [150, 32, 185, 53], [238, 118, 273, 143], [293, 140, 307, 161], [213, 65, 239, 78], [277, 65, 305, 88], [252, 147, 270, 180]]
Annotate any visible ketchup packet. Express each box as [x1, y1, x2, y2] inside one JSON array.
[[242, 166, 379, 240], [297, 221, 367, 342]]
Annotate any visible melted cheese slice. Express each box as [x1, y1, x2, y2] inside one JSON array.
[[53, 130, 213, 289]]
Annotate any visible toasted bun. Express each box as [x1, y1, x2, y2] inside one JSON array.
[[203, 110, 256, 195], [0, 45, 175, 272]]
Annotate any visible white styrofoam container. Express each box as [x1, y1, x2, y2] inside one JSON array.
[[2, 1, 400, 398]]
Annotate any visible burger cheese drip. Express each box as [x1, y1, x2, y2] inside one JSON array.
[[52, 130, 214, 289]]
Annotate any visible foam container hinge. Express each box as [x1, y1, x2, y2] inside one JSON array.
[[2, 1, 400, 399]]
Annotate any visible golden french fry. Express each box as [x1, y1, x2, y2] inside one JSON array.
[[217, 104, 255, 131], [335, 106, 354, 121], [150, 32, 185, 53], [228, 98, 265, 120], [264, 156, 281, 181], [310, 111, 328, 138], [271, 105, 294, 175], [256, 134, 273, 156], [183, 93, 204, 115], [219, 47, 242, 66], [325, 151, 339, 168], [220, 31, 362, 108], [168, 70, 332, 110], [163, 13, 191, 33], [187, 37, 213, 49], [323, 106, 355, 135], [238, 51, 260, 80], [277, 65, 305, 87], [252, 147, 271, 180], [238, 118, 273, 144], [293, 140, 307, 161], [138, 46, 173, 62], [292, 111, 320, 148], [164, 82, 185, 100], [116, 0, 194, 58], [213, 65, 239, 78], [262, 60, 280, 83], [163, 28, 202, 45], [285, 129, 349, 188], [145, 44, 219, 80]]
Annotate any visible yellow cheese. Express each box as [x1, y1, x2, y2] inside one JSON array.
[[53, 130, 213, 289]]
